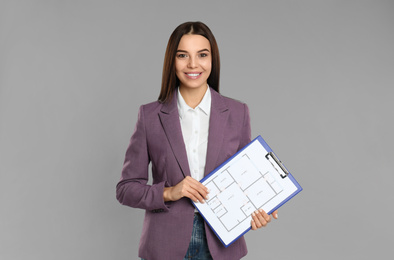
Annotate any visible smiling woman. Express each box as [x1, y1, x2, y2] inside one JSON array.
[[158, 22, 220, 104], [116, 21, 277, 260], [175, 34, 212, 108]]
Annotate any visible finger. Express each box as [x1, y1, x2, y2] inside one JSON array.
[[180, 183, 200, 202], [259, 209, 271, 223], [189, 183, 208, 203], [187, 180, 209, 200], [185, 191, 202, 203], [180, 178, 207, 202], [255, 210, 268, 227], [251, 219, 257, 230], [185, 176, 206, 187], [272, 210, 278, 219], [187, 189, 206, 203], [190, 178, 209, 193], [252, 212, 263, 228], [193, 185, 209, 200]]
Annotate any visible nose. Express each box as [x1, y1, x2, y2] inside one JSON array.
[[187, 56, 197, 68]]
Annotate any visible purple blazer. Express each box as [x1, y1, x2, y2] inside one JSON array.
[[116, 87, 251, 260]]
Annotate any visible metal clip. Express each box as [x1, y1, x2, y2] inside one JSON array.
[[265, 152, 289, 178]]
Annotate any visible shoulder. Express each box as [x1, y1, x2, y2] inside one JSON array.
[[221, 95, 247, 109], [222, 95, 250, 124], [137, 100, 163, 117], [210, 87, 247, 108], [211, 89, 249, 116]]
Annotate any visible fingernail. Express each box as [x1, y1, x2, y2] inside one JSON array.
[[275, 213, 278, 218], [252, 213, 256, 217], [255, 210, 259, 214], [259, 209, 263, 213], [206, 195, 209, 200]]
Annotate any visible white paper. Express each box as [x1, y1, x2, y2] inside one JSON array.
[[194, 139, 299, 246]]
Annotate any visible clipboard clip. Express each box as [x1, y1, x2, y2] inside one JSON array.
[[265, 152, 289, 179]]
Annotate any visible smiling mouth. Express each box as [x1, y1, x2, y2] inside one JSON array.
[[185, 72, 202, 79]]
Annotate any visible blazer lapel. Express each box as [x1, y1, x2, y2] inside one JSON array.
[[204, 88, 229, 176], [159, 93, 191, 178]]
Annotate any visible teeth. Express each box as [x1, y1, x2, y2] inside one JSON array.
[[187, 73, 200, 77]]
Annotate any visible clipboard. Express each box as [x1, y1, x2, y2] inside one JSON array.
[[192, 135, 302, 247]]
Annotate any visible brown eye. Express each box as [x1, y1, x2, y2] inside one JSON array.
[[177, 54, 187, 58]]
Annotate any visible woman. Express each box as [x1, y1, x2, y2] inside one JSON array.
[[116, 21, 278, 260]]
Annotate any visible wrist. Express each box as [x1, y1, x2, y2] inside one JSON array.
[[163, 187, 173, 202]]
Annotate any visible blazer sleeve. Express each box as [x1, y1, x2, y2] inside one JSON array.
[[116, 105, 169, 212], [239, 103, 252, 149]]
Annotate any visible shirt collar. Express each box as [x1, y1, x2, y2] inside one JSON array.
[[177, 86, 211, 119]]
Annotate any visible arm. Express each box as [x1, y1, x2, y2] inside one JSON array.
[[239, 103, 252, 150], [116, 105, 169, 212]]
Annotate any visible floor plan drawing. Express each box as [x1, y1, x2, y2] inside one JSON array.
[[193, 136, 302, 247], [204, 154, 283, 231]]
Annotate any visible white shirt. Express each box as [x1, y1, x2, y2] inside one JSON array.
[[177, 87, 211, 181]]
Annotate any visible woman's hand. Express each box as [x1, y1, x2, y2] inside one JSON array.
[[163, 176, 209, 203], [251, 209, 278, 230]]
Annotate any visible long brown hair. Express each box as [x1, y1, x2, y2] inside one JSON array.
[[158, 21, 220, 103]]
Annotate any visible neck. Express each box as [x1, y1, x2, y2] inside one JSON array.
[[179, 85, 208, 109]]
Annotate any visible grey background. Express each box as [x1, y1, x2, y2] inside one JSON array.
[[1, 0, 393, 259]]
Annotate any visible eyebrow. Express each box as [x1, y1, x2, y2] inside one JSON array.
[[176, 49, 210, 53]]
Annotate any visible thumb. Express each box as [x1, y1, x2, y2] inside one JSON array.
[[272, 210, 279, 219]]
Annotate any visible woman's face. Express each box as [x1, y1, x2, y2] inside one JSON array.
[[175, 34, 212, 91]]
